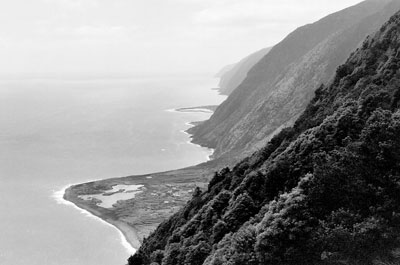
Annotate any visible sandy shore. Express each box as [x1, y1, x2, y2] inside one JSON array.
[[57, 100, 227, 256], [59, 164, 222, 258], [62, 186, 141, 252]]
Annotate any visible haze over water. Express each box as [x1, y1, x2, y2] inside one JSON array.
[[0, 75, 225, 265]]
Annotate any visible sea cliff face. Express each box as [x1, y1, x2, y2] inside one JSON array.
[[217, 47, 272, 95], [189, 0, 399, 164], [129, 8, 400, 265]]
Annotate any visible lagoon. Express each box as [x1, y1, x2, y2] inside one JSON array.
[[0, 75, 225, 265]]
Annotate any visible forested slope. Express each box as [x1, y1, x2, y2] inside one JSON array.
[[129, 9, 400, 265]]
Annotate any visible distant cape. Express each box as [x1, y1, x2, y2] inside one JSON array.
[[190, 0, 398, 164], [217, 47, 272, 95]]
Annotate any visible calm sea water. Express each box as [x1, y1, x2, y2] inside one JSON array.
[[0, 75, 225, 265]]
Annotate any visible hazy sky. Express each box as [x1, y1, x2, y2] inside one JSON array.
[[0, 0, 364, 76]]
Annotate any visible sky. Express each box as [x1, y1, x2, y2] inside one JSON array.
[[0, 0, 365, 76]]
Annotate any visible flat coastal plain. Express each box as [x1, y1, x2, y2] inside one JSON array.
[[64, 164, 219, 250]]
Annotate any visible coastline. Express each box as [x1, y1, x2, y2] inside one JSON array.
[[166, 105, 218, 114], [180, 126, 214, 161], [57, 100, 222, 254], [54, 185, 139, 253], [60, 165, 217, 254]]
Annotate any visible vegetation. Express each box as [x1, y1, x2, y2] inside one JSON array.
[[129, 9, 400, 265], [188, 0, 399, 164]]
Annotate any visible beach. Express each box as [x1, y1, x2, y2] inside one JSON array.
[[62, 165, 220, 252], [0, 76, 225, 265], [61, 186, 141, 251], [59, 105, 224, 253]]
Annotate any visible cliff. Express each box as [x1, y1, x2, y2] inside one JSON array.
[[129, 7, 400, 265], [217, 47, 272, 95], [189, 0, 398, 165]]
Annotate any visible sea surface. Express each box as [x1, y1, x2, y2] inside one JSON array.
[[0, 75, 226, 265]]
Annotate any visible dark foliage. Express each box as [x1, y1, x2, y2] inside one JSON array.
[[129, 9, 400, 265]]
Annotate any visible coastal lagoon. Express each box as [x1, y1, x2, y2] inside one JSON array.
[[0, 75, 225, 265], [78, 184, 144, 208]]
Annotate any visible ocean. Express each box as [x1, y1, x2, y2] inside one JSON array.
[[0, 75, 225, 265]]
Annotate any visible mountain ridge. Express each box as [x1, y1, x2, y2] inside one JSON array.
[[217, 47, 272, 95], [129, 6, 400, 265], [189, 0, 398, 165]]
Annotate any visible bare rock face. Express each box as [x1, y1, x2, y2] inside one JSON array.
[[189, 0, 399, 164]]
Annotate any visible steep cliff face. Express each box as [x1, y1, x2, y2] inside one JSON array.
[[189, 0, 398, 164], [129, 9, 400, 265], [217, 47, 272, 95], [214, 64, 235, 79]]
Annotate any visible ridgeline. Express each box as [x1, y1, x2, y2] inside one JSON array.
[[129, 8, 400, 265]]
